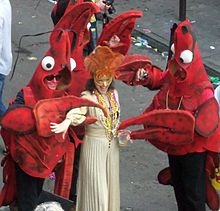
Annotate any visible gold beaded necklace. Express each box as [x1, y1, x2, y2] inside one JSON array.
[[94, 89, 119, 140], [165, 90, 183, 110]]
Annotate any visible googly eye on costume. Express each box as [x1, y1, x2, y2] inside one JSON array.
[[41, 56, 55, 71], [180, 50, 193, 64], [70, 58, 77, 71]]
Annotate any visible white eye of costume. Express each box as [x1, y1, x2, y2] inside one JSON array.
[[70, 58, 76, 71], [171, 43, 175, 54], [41, 56, 55, 71], [180, 50, 193, 64]]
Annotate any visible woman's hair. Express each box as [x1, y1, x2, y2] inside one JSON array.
[[86, 78, 115, 93]]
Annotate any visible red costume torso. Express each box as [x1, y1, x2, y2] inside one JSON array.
[[117, 20, 220, 155], [145, 68, 220, 155], [115, 19, 220, 211], [8, 87, 69, 178]]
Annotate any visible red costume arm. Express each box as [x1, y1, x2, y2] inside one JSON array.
[[98, 10, 143, 55], [194, 88, 219, 137], [135, 65, 166, 90], [115, 53, 165, 89]]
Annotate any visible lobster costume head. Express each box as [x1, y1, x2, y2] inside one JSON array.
[[28, 30, 75, 100], [29, 30, 74, 100], [28, 2, 100, 100], [168, 20, 209, 89]]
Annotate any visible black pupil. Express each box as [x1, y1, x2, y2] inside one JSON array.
[[46, 63, 52, 68]]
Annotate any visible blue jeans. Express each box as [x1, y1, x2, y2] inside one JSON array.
[[0, 73, 6, 117]]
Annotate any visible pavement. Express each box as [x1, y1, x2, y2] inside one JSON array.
[[112, 0, 220, 78]]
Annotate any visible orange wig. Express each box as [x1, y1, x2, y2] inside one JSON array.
[[84, 46, 124, 80]]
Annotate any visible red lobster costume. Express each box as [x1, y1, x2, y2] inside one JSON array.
[[117, 20, 220, 210], [0, 1, 143, 208], [0, 3, 103, 207]]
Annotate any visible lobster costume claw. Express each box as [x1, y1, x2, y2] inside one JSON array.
[[98, 10, 143, 55], [115, 54, 152, 84], [119, 109, 195, 145], [54, 2, 100, 97], [54, 2, 100, 72], [0, 106, 35, 134], [33, 96, 107, 137], [194, 98, 219, 137]]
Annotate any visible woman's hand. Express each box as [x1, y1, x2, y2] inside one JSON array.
[[136, 68, 148, 81], [50, 119, 71, 139]]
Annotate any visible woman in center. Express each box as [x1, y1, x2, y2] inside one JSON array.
[[50, 46, 124, 211]]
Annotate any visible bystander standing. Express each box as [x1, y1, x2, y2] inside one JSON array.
[[214, 85, 220, 115], [0, 0, 12, 117]]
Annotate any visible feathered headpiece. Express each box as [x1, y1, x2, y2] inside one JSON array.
[[84, 46, 124, 79]]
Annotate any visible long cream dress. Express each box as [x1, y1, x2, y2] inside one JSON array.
[[66, 90, 120, 211]]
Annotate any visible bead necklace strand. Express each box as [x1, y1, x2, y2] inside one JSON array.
[[94, 89, 119, 140], [166, 90, 183, 110]]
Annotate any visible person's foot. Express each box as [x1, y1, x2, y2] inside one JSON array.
[[70, 205, 76, 211], [48, 0, 57, 4], [9, 201, 18, 211]]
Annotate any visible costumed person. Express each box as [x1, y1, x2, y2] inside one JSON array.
[[50, 1, 101, 204], [51, 0, 110, 54], [50, 46, 124, 211], [51, 2, 143, 204], [116, 19, 220, 211], [0, 5, 104, 209], [0, 0, 12, 117], [0, 29, 74, 211]]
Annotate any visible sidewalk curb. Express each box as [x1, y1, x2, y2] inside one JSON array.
[[132, 29, 219, 77]]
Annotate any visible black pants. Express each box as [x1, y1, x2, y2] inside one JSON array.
[[69, 144, 81, 203], [15, 164, 44, 211], [168, 152, 207, 211]]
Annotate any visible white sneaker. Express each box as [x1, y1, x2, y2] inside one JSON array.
[[48, 0, 57, 4]]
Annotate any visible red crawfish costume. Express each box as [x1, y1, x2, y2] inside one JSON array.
[[0, 2, 143, 207], [117, 20, 220, 210], [0, 3, 104, 207]]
